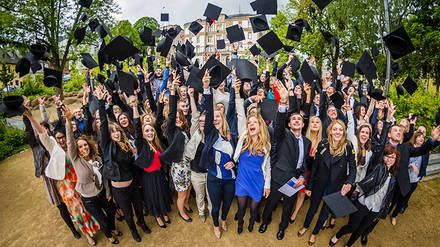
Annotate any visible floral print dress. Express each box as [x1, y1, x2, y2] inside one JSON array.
[[56, 158, 100, 236]]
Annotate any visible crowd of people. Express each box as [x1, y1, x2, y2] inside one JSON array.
[[19, 47, 440, 246]]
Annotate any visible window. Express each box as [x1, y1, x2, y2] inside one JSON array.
[[216, 34, 222, 40], [207, 36, 214, 43], [242, 20, 248, 28], [233, 21, 239, 25], [196, 37, 200, 44], [248, 32, 252, 40], [216, 24, 222, 31], [208, 25, 214, 32]]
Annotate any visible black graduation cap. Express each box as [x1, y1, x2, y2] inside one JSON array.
[[383, 26, 415, 60], [234, 59, 258, 82], [330, 91, 344, 109], [259, 99, 278, 121], [226, 24, 245, 43], [81, 53, 98, 69], [188, 59, 200, 72], [24, 53, 42, 74], [198, 55, 231, 88], [286, 24, 303, 42], [80, 13, 88, 22], [97, 24, 112, 39], [0, 96, 25, 117], [139, 26, 155, 46], [134, 54, 143, 69], [170, 56, 179, 69], [391, 62, 402, 74], [312, 0, 333, 10], [402, 76, 417, 95], [106, 71, 120, 91], [341, 61, 355, 78], [185, 40, 196, 59], [249, 44, 261, 56], [323, 191, 357, 218], [188, 67, 203, 92], [176, 50, 190, 66], [161, 13, 169, 22], [204, 3, 222, 21], [256, 0, 277, 15], [88, 18, 100, 32], [320, 29, 333, 44], [309, 4, 316, 15], [257, 31, 284, 55], [284, 45, 294, 52], [250, 1, 258, 11], [289, 55, 301, 72], [356, 51, 377, 82], [250, 15, 269, 33], [30, 44, 50, 61], [300, 60, 318, 84], [371, 45, 379, 57], [15, 57, 31, 78], [74, 26, 87, 45], [217, 39, 226, 50], [78, 0, 92, 8], [261, 51, 277, 59], [43, 67, 63, 88], [189, 21, 204, 35], [294, 19, 311, 32], [97, 40, 109, 71], [396, 83, 404, 97], [96, 74, 106, 84], [156, 36, 173, 57], [102, 36, 140, 61], [369, 88, 386, 101], [167, 26, 182, 40], [153, 29, 163, 38], [118, 71, 138, 95]]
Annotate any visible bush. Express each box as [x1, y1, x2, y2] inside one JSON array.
[[0, 118, 28, 161]]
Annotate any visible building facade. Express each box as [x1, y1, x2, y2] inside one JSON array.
[[182, 14, 267, 65]]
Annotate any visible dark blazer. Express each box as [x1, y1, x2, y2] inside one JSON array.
[[200, 91, 237, 172], [133, 117, 155, 170], [271, 109, 312, 188], [306, 139, 356, 201], [396, 140, 434, 196], [159, 94, 187, 163]]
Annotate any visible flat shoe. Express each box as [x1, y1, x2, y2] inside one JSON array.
[[112, 230, 123, 237], [179, 213, 193, 222], [298, 229, 308, 238]]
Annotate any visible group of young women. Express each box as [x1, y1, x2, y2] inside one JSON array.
[[23, 52, 440, 246]]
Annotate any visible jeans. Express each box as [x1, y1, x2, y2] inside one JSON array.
[[303, 197, 330, 235], [82, 190, 117, 238], [335, 201, 378, 246], [206, 173, 235, 227], [191, 171, 212, 216], [262, 182, 297, 229], [111, 182, 145, 231]]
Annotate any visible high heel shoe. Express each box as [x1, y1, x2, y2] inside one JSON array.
[[164, 216, 171, 224], [179, 213, 192, 222], [156, 219, 167, 228], [297, 228, 308, 238], [112, 230, 123, 237], [184, 206, 193, 214]]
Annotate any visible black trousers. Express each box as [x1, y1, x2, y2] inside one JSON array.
[[335, 201, 378, 246], [57, 202, 77, 232], [111, 182, 145, 231], [391, 182, 418, 217], [82, 190, 117, 238], [262, 182, 297, 230]]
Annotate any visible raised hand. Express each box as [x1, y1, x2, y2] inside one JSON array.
[[304, 83, 311, 96], [188, 87, 194, 98], [94, 88, 104, 100], [128, 95, 137, 107], [276, 80, 289, 105], [61, 105, 73, 120], [36, 96, 45, 105], [202, 70, 211, 89]]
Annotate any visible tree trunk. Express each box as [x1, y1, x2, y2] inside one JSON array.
[[49, 53, 64, 100]]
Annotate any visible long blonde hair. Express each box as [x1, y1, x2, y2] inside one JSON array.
[[215, 107, 231, 141], [327, 120, 348, 157], [241, 114, 270, 156], [142, 123, 163, 153], [306, 116, 322, 153], [109, 122, 136, 156]]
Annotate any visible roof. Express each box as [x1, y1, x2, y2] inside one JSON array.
[[183, 13, 257, 25]]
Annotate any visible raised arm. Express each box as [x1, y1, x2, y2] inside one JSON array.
[[95, 89, 111, 148], [165, 75, 180, 139], [63, 106, 79, 161], [274, 79, 289, 144], [235, 84, 246, 138]]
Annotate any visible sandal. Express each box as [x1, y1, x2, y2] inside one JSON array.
[[109, 237, 119, 245], [297, 228, 308, 238], [112, 230, 123, 237], [86, 236, 96, 246]]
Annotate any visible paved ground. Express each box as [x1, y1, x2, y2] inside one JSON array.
[[1, 149, 440, 247]]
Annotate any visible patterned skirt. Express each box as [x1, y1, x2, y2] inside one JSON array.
[[57, 161, 100, 236], [170, 161, 191, 192]]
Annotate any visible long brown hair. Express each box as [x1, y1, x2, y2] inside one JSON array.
[[409, 131, 424, 147], [215, 106, 231, 141], [109, 122, 136, 155], [142, 123, 163, 153], [356, 124, 372, 167], [327, 120, 349, 157], [118, 112, 134, 137], [306, 116, 322, 153], [384, 145, 400, 176], [76, 135, 99, 161], [240, 114, 270, 156]]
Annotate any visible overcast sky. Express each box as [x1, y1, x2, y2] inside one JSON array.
[[114, 0, 290, 25]]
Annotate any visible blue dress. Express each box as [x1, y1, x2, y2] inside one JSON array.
[[235, 149, 265, 202]]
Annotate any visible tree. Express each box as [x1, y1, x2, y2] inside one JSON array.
[[0, 61, 15, 87], [133, 17, 160, 56], [0, 0, 120, 97]]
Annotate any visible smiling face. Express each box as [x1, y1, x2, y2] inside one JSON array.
[[218, 81, 226, 91], [415, 134, 424, 146], [71, 121, 78, 132], [214, 110, 223, 130], [178, 101, 189, 116], [110, 125, 121, 142], [155, 68, 163, 77], [310, 117, 321, 131], [77, 139, 90, 157], [55, 132, 67, 149], [330, 122, 344, 142], [143, 114, 153, 126], [384, 153, 397, 168], [113, 105, 122, 116], [247, 116, 260, 136], [399, 119, 409, 131], [216, 103, 225, 115], [143, 124, 156, 142], [163, 96, 169, 106], [118, 114, 129, 128], [313, 94, 320, 106], [257, 88, 265, 97], [260, 73, 267, 82], [179, 86, 188, 99], [198, 114, 205, 133], [175, 111, 183, 128], [243, 81, 251, 93], [288, 114, 304, 131], [358, 125, 371, 145], [73, 108, 82, 119], [327, 105, 338, 120]]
